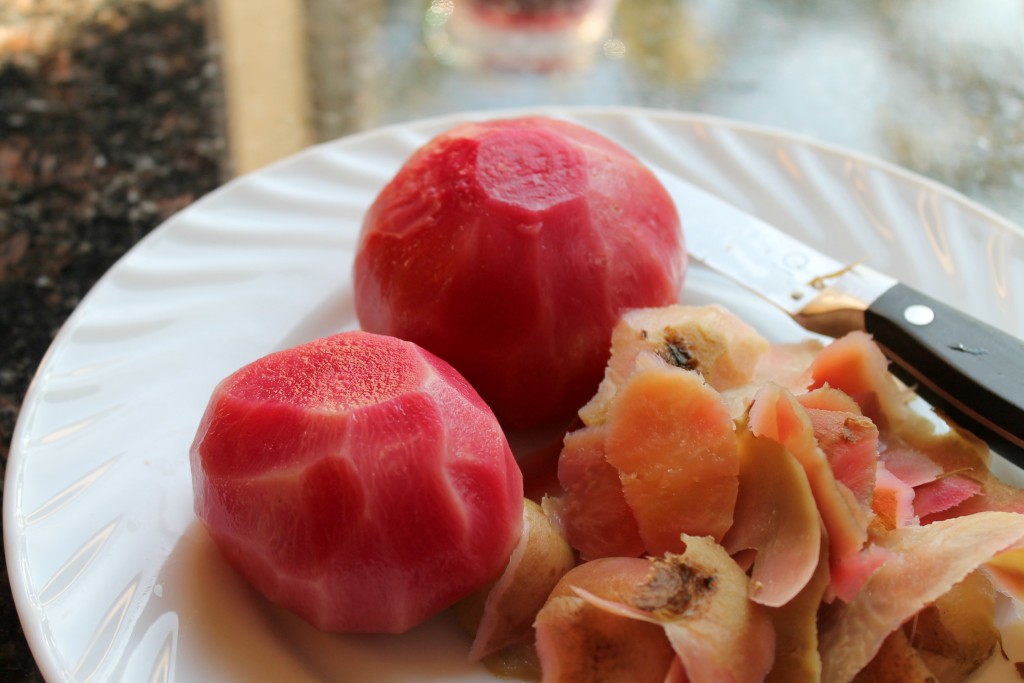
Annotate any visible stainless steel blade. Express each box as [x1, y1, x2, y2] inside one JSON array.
[[651, 166, 897, 335]]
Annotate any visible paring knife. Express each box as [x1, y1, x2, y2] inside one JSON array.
[[653, 168, 1024, 464]]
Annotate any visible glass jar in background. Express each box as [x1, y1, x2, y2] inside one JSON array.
[[423, 0, 619, 72]]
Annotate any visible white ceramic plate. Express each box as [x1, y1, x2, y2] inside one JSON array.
[[6, 108, 1024, 683]]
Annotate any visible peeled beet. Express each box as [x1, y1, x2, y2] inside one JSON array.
[[190, 331, 524, 633], [354, 116, 685, 428]]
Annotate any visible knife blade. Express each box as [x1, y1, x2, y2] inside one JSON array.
[[652, 166, 1024, 463]]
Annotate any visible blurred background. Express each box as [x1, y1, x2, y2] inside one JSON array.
[[3, 0, 1024, 679]]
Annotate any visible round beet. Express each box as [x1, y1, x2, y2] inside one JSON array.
[[190, 331, 524, 633], [354, 116, 685, 428]]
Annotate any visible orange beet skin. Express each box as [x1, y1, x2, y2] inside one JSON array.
[[354, 117, 685, 428], [190, 331, 524, 633]]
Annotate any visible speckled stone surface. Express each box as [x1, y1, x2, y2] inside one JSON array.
[[0, 2, 226, 679]]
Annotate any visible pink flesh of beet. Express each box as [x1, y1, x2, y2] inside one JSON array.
[[915, 474, 984, 522], [190, 331, 524, 634], [354, 116, 685, 428]]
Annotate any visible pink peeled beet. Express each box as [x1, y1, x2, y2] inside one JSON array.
[[354, 116, 685, 428], [190, 331, 524, 633]]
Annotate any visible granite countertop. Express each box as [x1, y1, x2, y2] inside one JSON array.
[[0, 1, 225, 679]]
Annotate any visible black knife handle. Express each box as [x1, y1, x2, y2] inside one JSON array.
[[864, 283, 1024, 464]]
